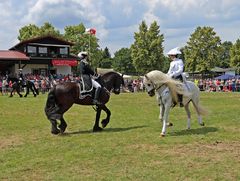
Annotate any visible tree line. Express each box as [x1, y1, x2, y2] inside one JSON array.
[[18, 21, 240, 75]]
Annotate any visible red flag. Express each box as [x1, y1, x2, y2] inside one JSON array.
[[86, 28, 96, 35]]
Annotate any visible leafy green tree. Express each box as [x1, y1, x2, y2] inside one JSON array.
[[184, 26, 221, 73], [18, 24, 40, 41], [39, 22, 61, 37], [98, 47, 112, 68], [162, 55, 171, 73], [230, 39, 240, 73], [63, 23, 100, 68], [218, 41, 233, 68], [18, 22, 62, 41], [131, 21, 164, 74], [112, 48, 136, 74], [64, 23, 88, 55]]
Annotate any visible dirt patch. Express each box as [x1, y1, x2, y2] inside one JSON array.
[[0, 135, 23, 150], [128, 141, 240, 163]]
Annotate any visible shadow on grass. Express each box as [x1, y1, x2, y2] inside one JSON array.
[[169, 126, 218, 136], [62, 125, 148, 136]]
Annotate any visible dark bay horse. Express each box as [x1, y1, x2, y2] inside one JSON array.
[[8, 78, 38, 97], [45, 71, 124, 135]]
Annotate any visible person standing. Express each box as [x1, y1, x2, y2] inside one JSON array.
[[78, 51, 102, 105], [167, 47, 184, 107], [18, 69, 25, 86]]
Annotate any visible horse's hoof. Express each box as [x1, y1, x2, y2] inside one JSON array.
[[93, 127, 103, 132], [167, 122, 173, 127], [58, 125, 67, 133], [101, 119, 109, 128], [51, 129, 60, 135], [20, 95, 23, 97], [200, 122, 205, 126], [160, 133, 165, 137]]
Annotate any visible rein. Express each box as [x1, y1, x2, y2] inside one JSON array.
[[155, 83, 165, 91]]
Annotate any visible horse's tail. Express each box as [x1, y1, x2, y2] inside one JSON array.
[[45, 86, 61, 120], [196, 103, 208, 116]]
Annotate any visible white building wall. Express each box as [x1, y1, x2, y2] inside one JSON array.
[[55, 66, 71, 75], [14, 64, 72, 75], [15, 64, 48, 74]]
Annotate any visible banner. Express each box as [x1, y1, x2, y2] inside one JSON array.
[[52, 59, 77, 66]]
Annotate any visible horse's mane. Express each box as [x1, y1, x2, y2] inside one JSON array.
[[146, 70, 186, 103]]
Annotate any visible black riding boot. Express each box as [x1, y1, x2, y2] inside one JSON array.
[[93, 87, 101, 105], [178, 94, 184, 107]]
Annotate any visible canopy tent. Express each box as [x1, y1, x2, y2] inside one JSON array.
[[211, 67, 236, 73], [214, 74, 234, 80]]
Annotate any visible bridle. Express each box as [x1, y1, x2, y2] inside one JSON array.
[[145, 74, 165, 93]]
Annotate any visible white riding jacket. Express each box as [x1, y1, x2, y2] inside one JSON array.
[[167, 58, 184, 78]]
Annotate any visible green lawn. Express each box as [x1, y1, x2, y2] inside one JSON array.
[[0, 92, 239, 180]]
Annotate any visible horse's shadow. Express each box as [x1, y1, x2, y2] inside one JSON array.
[[169, 126, 218, 136], [61, 125, 147, 136]]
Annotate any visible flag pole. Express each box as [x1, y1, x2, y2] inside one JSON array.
[[89, 33, 91, 62]]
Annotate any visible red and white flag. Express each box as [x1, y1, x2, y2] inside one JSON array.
[[86, 28, 96, 35]]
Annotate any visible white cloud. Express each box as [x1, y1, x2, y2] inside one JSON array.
[[0, 0, 240, 55]]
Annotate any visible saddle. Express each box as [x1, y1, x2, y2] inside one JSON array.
[[78, 75, 93, 99]]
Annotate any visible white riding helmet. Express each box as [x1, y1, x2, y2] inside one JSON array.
[[167, 47, 182, 56], [78, 51, 88, 59]]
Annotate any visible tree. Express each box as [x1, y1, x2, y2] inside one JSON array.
[[230, 39, 240, 73], [18, 22, 62, 41], [18, 24, 40, 41], [112, 48, 136, 74], [39, 22, 61, 37], [98, 47, 112, 68], [131, 21, 164, 74], [218, 41, 233, 68], [184, 26, 221, 73], [64, 23, 88, 55], [63, 23, 101, 68]]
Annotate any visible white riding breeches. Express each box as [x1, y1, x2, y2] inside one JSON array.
[[92, 79, 101, 88]]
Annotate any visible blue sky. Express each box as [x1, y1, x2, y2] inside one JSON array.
[[0, 0, 240, 55]]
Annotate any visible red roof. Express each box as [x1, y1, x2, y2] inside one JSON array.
[[0, 50, 29, 60]]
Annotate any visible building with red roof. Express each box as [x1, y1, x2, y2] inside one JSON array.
[[0, 35, 78, 76]]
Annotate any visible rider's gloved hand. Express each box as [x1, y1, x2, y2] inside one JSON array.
[[93, 73, 100, 79]]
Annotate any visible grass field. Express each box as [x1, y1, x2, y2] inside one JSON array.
[[0, 92, 239, 180]]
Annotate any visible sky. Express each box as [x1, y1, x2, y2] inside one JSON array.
[[0, 0, 240, 55]]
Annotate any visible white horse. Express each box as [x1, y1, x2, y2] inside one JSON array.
[[143, 70, 207, 137]]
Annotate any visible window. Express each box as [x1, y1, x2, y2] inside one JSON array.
[[39, 47, 47, 54], [38, 47, 48, 57], [60, 47, 68, 55], [27, 46, 37, 53], [49, 47, 58, 57], [27, 46, 37, 56]]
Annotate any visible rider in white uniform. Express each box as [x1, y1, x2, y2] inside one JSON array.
[[167, 47, 184, 107], [167, 47, 184, 81]]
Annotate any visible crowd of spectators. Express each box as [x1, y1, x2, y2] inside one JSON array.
[[1, 73, 240, 96], [194, 78, 240, 92], [0, 73, 79, 96]]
